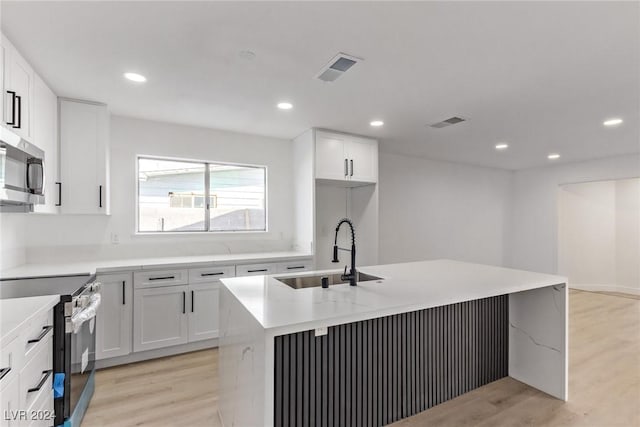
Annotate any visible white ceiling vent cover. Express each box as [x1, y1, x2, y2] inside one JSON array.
[[316, 53, 362, 82], [430, 116, 467, 128]]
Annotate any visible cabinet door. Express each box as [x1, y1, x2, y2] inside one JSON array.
[[133, 285, 188, 352], [33, 75, 59, 214], [0, 375, 20, 427], [3, 41, 33, 140], [188, 282, 220, 342], [315, 131, 347, 181], [96, 273, 132, 360], [59, 99, 110, 215], [346, 137, 378, 183]]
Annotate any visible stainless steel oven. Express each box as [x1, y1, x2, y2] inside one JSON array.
[[0, 126, 45, 211]]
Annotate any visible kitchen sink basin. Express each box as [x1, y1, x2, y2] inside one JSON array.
[[277, 272, 383, 289]]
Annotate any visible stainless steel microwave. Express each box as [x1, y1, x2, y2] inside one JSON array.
[[0, 126, 45, 211]]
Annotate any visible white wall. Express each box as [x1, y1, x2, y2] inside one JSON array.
[[558, 181, 617, 286], [378, 152, 512, 266], [615, 178, 639, 292], [558, 178, 639, 294], [507, 154, 640, 274], [19, 116, 295, 262], [0, 215, 26, 270]]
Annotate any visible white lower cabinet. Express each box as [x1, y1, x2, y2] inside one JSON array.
[[96, 273, 132, 360], [0, 374, 20, 427], [133, 285, 189, 352], [188, 282, 221, 342]]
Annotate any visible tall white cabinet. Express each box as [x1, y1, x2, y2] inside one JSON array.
[[33, 75, 59, 214], [293, 128, 379, 270], [2, 34, 59, 213], [59, 99, 110, 215]]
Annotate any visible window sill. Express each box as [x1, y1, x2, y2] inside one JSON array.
[[134, 230, 268, 236]]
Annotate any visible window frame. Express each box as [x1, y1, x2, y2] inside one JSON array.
[[135, 154, 268, 235]]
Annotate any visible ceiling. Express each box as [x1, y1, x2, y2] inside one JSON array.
[[1, 1, 638, 170]]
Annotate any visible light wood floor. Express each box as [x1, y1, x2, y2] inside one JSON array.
[[83, 290, 640, 426]]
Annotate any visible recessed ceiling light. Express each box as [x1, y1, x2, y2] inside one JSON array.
[[548, 153, 560, 160], [238, 50, 256, 60], [370, 120, 384, 127], [603, 118, 623, 127], [277, 102, 293, 110], [123, 72, 146, 83], [495, 143, 509, 150]]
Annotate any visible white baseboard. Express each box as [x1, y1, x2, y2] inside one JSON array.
[[95, 338, 218, 369], [570, 283, 640, 296]]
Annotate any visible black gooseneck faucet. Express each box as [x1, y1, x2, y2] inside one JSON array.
[[332, 218, 357, 286]]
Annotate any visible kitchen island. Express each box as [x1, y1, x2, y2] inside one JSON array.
[[218, 259, 568, 427]]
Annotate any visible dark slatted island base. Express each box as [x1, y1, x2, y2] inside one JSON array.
[[218, 260, 567, 427], [274, 296, 508, 427]]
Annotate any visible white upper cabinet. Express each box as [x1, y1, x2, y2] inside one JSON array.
[[59, 99, 110, 215], [33, 75, 59, 214], [315, 130, 378, 186], [2, 35, 33, 141], [315, 132, 347, 181]]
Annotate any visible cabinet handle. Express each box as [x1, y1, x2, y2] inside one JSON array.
[[13, 95, 21, 129], [99, 185, 103, 208], [201, 272, 224, 277], [286, 266, 306, 270], [27, 325, 53, 344], [191, 290, 194, 313], [182, 291, 186, 314], [122, 281, 126, 305], [344, 158, 348, 176], [6, 91, 16, 126], [55, 182, 62, 206], [149, 276, 175, 281], [0, 367, 10, 381], [350, 159, 354, 177], [247, 269, 268, 273], [27, 370, 52, 393]]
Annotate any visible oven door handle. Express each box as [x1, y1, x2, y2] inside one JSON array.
[[71, 293, 101, 334], [28, 370, 53, 393]]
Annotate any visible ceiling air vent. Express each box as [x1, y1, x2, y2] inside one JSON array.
[[316, 53, 362, 82], [430, 116, 467, 128]]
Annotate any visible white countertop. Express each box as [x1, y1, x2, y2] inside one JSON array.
[[0, 295, 59, 344], [220, 259, 567, 333], [0, 251, 313, 280]]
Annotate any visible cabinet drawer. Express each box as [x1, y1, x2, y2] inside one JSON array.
[[188, 265, 235, 284], [235, 263, 278, 277], [0, 337, 21, 389], [27, 383, 54, 426], [134, 269, 188, 289], [22, 309, 53, 363], [276, 260, 313, 274], [19, 333, 52, 412]]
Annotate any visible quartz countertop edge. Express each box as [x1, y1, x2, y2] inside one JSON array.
[[220, 259, 568, 335], [0, 251, 313, 281], [0, 295, 60, 345]]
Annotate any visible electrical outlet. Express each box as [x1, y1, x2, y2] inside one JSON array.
[[315, 327, 328, 337], [110, 233, 119, 245]]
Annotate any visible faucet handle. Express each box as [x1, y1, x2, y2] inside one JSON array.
[[343, 265, 348, 276]]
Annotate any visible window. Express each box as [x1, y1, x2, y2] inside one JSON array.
[[137, 157, 266, 233]]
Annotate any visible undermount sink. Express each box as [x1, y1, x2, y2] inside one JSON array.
[[277, 272, 383, 289]]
